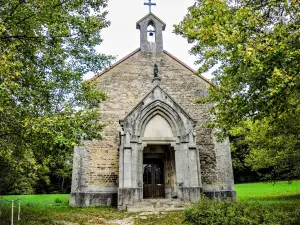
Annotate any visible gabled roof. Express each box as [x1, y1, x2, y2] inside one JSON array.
[[87, 48, 141, 82], [163, 50, 212, 85], [87, 48, 212, 85], [136, 12, 166, 30]]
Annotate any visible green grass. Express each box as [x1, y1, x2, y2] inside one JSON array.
[[236, 180, 300, 199], [235, 180, 300, 207], [1, 180, 300, 224], [1, 194, 70, 206]]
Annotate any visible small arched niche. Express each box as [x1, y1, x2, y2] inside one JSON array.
[[144, 114, 173, 138], [147, 21, 156, 43]]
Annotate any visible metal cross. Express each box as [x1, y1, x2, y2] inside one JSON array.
[[144, 0, 156, 13]]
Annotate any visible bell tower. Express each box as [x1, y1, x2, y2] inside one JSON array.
[[136, 12, 166, 52]]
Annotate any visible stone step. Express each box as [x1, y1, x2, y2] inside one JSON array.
[[136, 199, 184, 206], [127, 206, 185, 212], [126, 199, 187, 212]]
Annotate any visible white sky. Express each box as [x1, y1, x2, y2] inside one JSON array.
[[84, 0, 213, 80]]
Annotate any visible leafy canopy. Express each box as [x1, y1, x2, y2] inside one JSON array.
[[0, 0, 112, 193], [175, 0, 300, 178]]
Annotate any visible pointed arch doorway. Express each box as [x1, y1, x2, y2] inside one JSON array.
[[142, 114, 177, 199], [118, 86, 202, 210]]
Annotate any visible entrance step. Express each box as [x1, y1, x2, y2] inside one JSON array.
[[127, 199, 187, 212]]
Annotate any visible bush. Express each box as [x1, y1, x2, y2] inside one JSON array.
[[54, 198, 62, 204], [184, 198, 300, 225]]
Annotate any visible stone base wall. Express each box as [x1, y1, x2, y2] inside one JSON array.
[[118, 188, 143, 210], [203, 190, 236, 201], [179, 187, 202, 202], [70, 192, 117, 207]]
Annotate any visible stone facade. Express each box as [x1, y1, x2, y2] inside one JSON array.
[[70, 13, 236, 210]]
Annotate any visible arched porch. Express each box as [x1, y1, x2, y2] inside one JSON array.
[[117, 86, 203, 210]]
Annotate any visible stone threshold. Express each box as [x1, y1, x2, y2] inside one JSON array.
[[126, 198, 187, 212]]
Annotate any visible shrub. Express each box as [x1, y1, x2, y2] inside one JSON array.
[[54, 198, 62, 204], [184, 198, 300, 225]]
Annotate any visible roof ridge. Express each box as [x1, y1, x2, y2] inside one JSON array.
[[87, 48, 212, 86], [136, 12, 166, 30], [163, 50, 212, 85]]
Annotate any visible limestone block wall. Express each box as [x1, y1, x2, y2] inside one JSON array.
[[73, 49, 234, 198]]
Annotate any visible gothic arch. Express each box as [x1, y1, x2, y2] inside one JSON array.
[[118, 86, 202, 208], [136, 100, 187, 140], [143, 114, 173, 137], [120, 86, 197, 145]]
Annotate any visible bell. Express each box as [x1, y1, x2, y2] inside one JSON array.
[[149, 32, 154, 36]]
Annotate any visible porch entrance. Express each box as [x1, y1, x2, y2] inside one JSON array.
[[143, 158, 165, 198], [142, 145, 177, 199]]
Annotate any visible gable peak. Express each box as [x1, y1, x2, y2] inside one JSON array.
[[136, 13, 166, 53]]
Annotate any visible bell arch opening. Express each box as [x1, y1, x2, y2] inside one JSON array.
[[147, 21, 156, 43]]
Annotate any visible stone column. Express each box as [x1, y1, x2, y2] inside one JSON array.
[[118, 132, 124, 188], [118, 134, 143, 210], [174, 144, 184, 199], [196, 147, 202, 187], [177, 139, 202, 202], [70, 146, 88, 206], [188, 147, 199, 187], [187, 146, 201, 202], [130, 136, 139, 188], [123, 147, 132, 188], [138, 144, 144, 190]]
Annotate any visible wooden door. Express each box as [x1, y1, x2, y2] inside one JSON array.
[[143, 158, 165, 198]]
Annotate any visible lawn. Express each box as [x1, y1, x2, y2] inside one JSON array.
[[236, 180, 300, 199], [235, 180, 300, 207], [1, 194, 69, 206], [1, 180, 300, 225]]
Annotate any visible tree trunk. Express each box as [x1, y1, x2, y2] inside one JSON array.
[[61, 177, 65, 193]]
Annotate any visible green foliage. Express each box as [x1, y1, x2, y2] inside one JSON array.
[[230, 118, 300, 180], [175, 0, 300, 178], [0, 0, 113, 194], [1, 181, 300, 225], [229, 120, 261, 182], [184, 197, 300, 225], [54, 198, 62, 204]]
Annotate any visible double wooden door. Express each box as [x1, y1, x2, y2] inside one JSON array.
[[143, 158, 165, 198]]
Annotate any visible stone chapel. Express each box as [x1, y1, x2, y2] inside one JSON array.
[[70, 11, 236, 211]]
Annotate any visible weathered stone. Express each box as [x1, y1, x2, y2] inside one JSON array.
[[70, 192, 117, 207], [70, 12, 236, 210]]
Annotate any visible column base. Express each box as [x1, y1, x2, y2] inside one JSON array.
[[179, 187, 202, 202], [118, 188, 143, 210]]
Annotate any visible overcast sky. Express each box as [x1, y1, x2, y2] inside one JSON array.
[[85, 0, 213, 80]]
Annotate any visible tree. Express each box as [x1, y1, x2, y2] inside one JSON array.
[[175, 0, 300, 179], [229, 120, 260, 183], [0, 0, 112, 194]]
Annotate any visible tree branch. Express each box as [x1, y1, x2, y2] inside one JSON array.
[[5, 0, 72, 32], [3, 1, 25, 23]]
